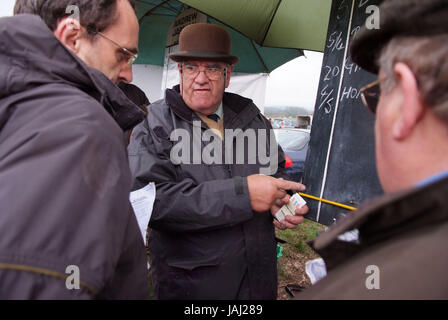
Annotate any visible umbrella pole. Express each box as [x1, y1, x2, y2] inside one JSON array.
[[249, 40, 269, 73], [139, 0, 173, 24]]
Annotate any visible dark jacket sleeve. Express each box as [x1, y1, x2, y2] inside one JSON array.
[[0, 94, 148, 299], [0, 270, 93, 300], [128, 118, 254, 233]]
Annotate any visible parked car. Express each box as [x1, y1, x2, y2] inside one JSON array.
[[274, 128, 310, 183], [272, 118, 285, 129], [284, 119, 295, 128]]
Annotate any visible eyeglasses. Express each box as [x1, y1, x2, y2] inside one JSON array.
[[181, 63, 227, 80], [96, 32, 138, 66], [360, 79, 381, 114]]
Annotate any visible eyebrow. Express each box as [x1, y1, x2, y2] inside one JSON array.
[[206, 63, 223, 68], [184, 62, 224, 68]]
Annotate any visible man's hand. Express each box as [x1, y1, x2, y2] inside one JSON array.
[[247, 175, 306, 212], [271, 195, 309, 230]]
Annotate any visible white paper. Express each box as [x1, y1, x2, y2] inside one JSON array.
[[337, 229, 360, 243], [275, 193, 307, 222], [305, 258, 327, 285], [130, 183, 156, 244]]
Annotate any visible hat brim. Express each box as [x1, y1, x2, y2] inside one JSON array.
[[350, 0, 448, 75], [350, 30, 393, 75], [169, 50, 239, 65]]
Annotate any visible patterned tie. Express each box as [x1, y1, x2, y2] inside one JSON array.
[[207, 114, 220, 122]]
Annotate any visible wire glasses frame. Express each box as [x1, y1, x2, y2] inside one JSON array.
[[360, 79, 380, 114], [96, 32, 138, 66], [180, 63, 228, 80]]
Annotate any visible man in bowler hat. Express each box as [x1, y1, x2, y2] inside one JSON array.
[[128, 23, 309, 299]]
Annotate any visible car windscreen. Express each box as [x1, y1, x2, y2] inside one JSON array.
[[274, 130, 309, 151]]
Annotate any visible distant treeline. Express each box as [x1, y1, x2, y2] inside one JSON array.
[[264, 106, 312, 119]]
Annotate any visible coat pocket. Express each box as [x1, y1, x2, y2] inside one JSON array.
[[167, 254, 221, 271], [158, 255, 222, 299]]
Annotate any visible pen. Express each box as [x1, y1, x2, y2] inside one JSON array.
[[298, 192, 357, 211]]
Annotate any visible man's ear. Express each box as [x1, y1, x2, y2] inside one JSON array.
[[225, 65, 234, 88], [178, 64, 183, 92], [53, 17, 83, 54], [392, 62, 424, 140]]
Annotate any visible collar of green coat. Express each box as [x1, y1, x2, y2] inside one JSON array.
[[311, 175, 448, 270]]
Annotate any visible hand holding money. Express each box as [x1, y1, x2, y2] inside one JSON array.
[[271, 192, 309, 230], [247, 175, 306, 213]]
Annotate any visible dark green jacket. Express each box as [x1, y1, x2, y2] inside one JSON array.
[[299, 176, 448, 299]]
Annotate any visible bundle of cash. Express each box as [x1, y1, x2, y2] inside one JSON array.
[[275, 193, 307, 222]]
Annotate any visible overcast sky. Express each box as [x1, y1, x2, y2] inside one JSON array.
[[266, 51, 323, 111], [0, 0, 13, 17], [1, 0, 323, 113]]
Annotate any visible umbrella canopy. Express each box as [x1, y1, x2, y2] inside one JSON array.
[[180, 0, 332, 52], [135, 0, 303, 73]]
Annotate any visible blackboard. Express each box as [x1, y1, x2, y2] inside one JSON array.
[[303, 0, 384, 226]]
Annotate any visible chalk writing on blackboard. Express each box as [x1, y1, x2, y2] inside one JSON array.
[[319, 84, 334, 114], [340, 86, 362, 102], [327, 31, 345, 52], [359, 0, 370, 8], [337, 0, 350, 20], [304, 0, 383, 226]]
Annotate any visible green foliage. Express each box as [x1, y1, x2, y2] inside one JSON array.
[[276, 218, 325, 259]]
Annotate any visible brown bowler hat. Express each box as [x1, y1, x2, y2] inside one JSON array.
[[350, 0, 448, 74], [170, 23, 239, 65]]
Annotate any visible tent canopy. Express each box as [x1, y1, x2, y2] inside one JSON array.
[[135, 0, 305, 73]]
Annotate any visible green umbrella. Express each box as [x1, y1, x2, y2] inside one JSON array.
[[180, 0, 332, 52], [135, 0, 303, 73]]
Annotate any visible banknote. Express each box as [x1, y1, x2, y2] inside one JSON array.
[[275, 193, 307, 222]]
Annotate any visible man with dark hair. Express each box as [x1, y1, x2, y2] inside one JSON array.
[[0, 0, 148, 298], [14, 0, 136, 32], [14, 0, 138, 84], [299, 0, 448, 299]]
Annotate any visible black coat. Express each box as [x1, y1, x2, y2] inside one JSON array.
[[0, 15, 147, 299], [128, 86, 289, 299]]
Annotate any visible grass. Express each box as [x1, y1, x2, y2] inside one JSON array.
[[275, 218, 326, 298], [276, 218, 326, 258]]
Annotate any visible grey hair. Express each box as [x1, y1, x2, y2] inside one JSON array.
[[378, 34, 448, 123]]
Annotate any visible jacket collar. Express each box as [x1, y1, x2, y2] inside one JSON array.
[[165, 85, 259, 129], [89, 68, 145, 131], [311, 176, 448, 269]]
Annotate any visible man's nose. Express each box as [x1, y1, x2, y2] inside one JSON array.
[[194, 69, 210, 84], [118, 64, 133, 84]]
